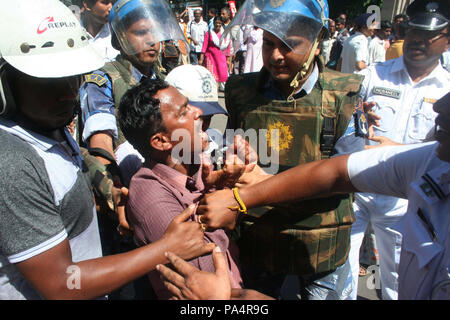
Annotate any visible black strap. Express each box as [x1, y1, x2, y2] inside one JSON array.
[[320, 116, 335, 159], [88, 147, 116, 163]]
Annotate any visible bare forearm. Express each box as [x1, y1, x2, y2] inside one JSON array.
[[18, 238, 173, 300], [240, 155, 357, 208], [70, 238, 173, 299]]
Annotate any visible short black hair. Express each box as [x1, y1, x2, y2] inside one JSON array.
[[118, 78, 169, 159], [335, 17, 346, 25], [221, 7, 231, 15], [393, 14, 408, 22], [208, 8, 217, 15]]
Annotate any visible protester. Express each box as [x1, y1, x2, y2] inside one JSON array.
[[339, 13, 376, 73], [186, 9, 209, 65], [320, 18, 337, 65], [117, 77, 245, 299], [232, 25, 248, 75], [207, 8, 217, 30], [222, 0, 365, 300], [327, 17, 348, 69], [220, 7, 233, 74], [0, 0, 214, 300], [344, 0, 450, 300], [158, 91, 450, 301], [199, 16, 230, 92]]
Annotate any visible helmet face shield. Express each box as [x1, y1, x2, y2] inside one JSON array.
[[110, 0, 188, 56], [223, 0, 327, 54]]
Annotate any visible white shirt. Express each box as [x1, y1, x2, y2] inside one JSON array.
[[348, 142, 449, 299], [358, 57, 450, 145], [187, 19, 209, 53], [83, 21, 119, 63], [340, 32, 369, 74], [442, 49, 450, 72], [368, 36, 386, 66], [320, 37, 336, 64]]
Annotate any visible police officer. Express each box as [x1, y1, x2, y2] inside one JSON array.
[[78, 0, 189, 299], [344, 0, 450, 300], [199, 0, 364, 300], [79, 0, 187, 187]]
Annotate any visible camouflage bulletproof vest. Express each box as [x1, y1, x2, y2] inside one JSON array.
[[101, 54, 165, 147], [226, 63, 363, 275]]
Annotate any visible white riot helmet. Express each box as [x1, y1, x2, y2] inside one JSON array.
[[0, 0, 104, 116], [165, 65, 228, 117]]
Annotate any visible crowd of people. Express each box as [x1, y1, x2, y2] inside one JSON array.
[[0, 0, 448, 302]]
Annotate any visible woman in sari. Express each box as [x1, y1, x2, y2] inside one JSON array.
[[199, 16, 230, 91]]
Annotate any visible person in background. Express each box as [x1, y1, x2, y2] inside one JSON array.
[[386, 21, 408, 60], [368, 20, 392, 66], [327, 17, 348, 70], [243, 26, 264, 73], [232, 25, 248, 75], [186, 9, 209, 65], [220, 7, 233, 74], [81, 0, 119, 63]]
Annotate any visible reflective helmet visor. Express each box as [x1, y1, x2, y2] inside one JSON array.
[[223, 0, 327, 54], [110, 0, 188, 56]]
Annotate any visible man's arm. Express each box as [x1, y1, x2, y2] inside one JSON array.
[[15, 205, 215, 300]]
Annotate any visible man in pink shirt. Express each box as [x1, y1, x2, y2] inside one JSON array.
[[117, 77, 245, 299]]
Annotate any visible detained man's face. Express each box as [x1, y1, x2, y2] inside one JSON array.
[[125, 18, 161, 66], [156, 86, 209, 155], [262, 30, 313, 84]]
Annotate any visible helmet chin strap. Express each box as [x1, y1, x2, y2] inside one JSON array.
[[287, 29, 324, 103]]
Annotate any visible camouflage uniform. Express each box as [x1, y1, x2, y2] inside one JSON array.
[[226, 58, 363, 281]]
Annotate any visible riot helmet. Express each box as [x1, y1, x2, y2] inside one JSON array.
[[0, 0, 104, 116], [109, 0, 189, 56]]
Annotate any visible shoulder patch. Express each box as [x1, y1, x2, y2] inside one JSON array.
[[84, 73, 108, 87]]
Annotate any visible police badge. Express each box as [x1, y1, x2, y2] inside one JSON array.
[[354, 98, 370, 138]]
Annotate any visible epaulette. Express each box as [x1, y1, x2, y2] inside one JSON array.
[[84, 73, 108, 87]]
